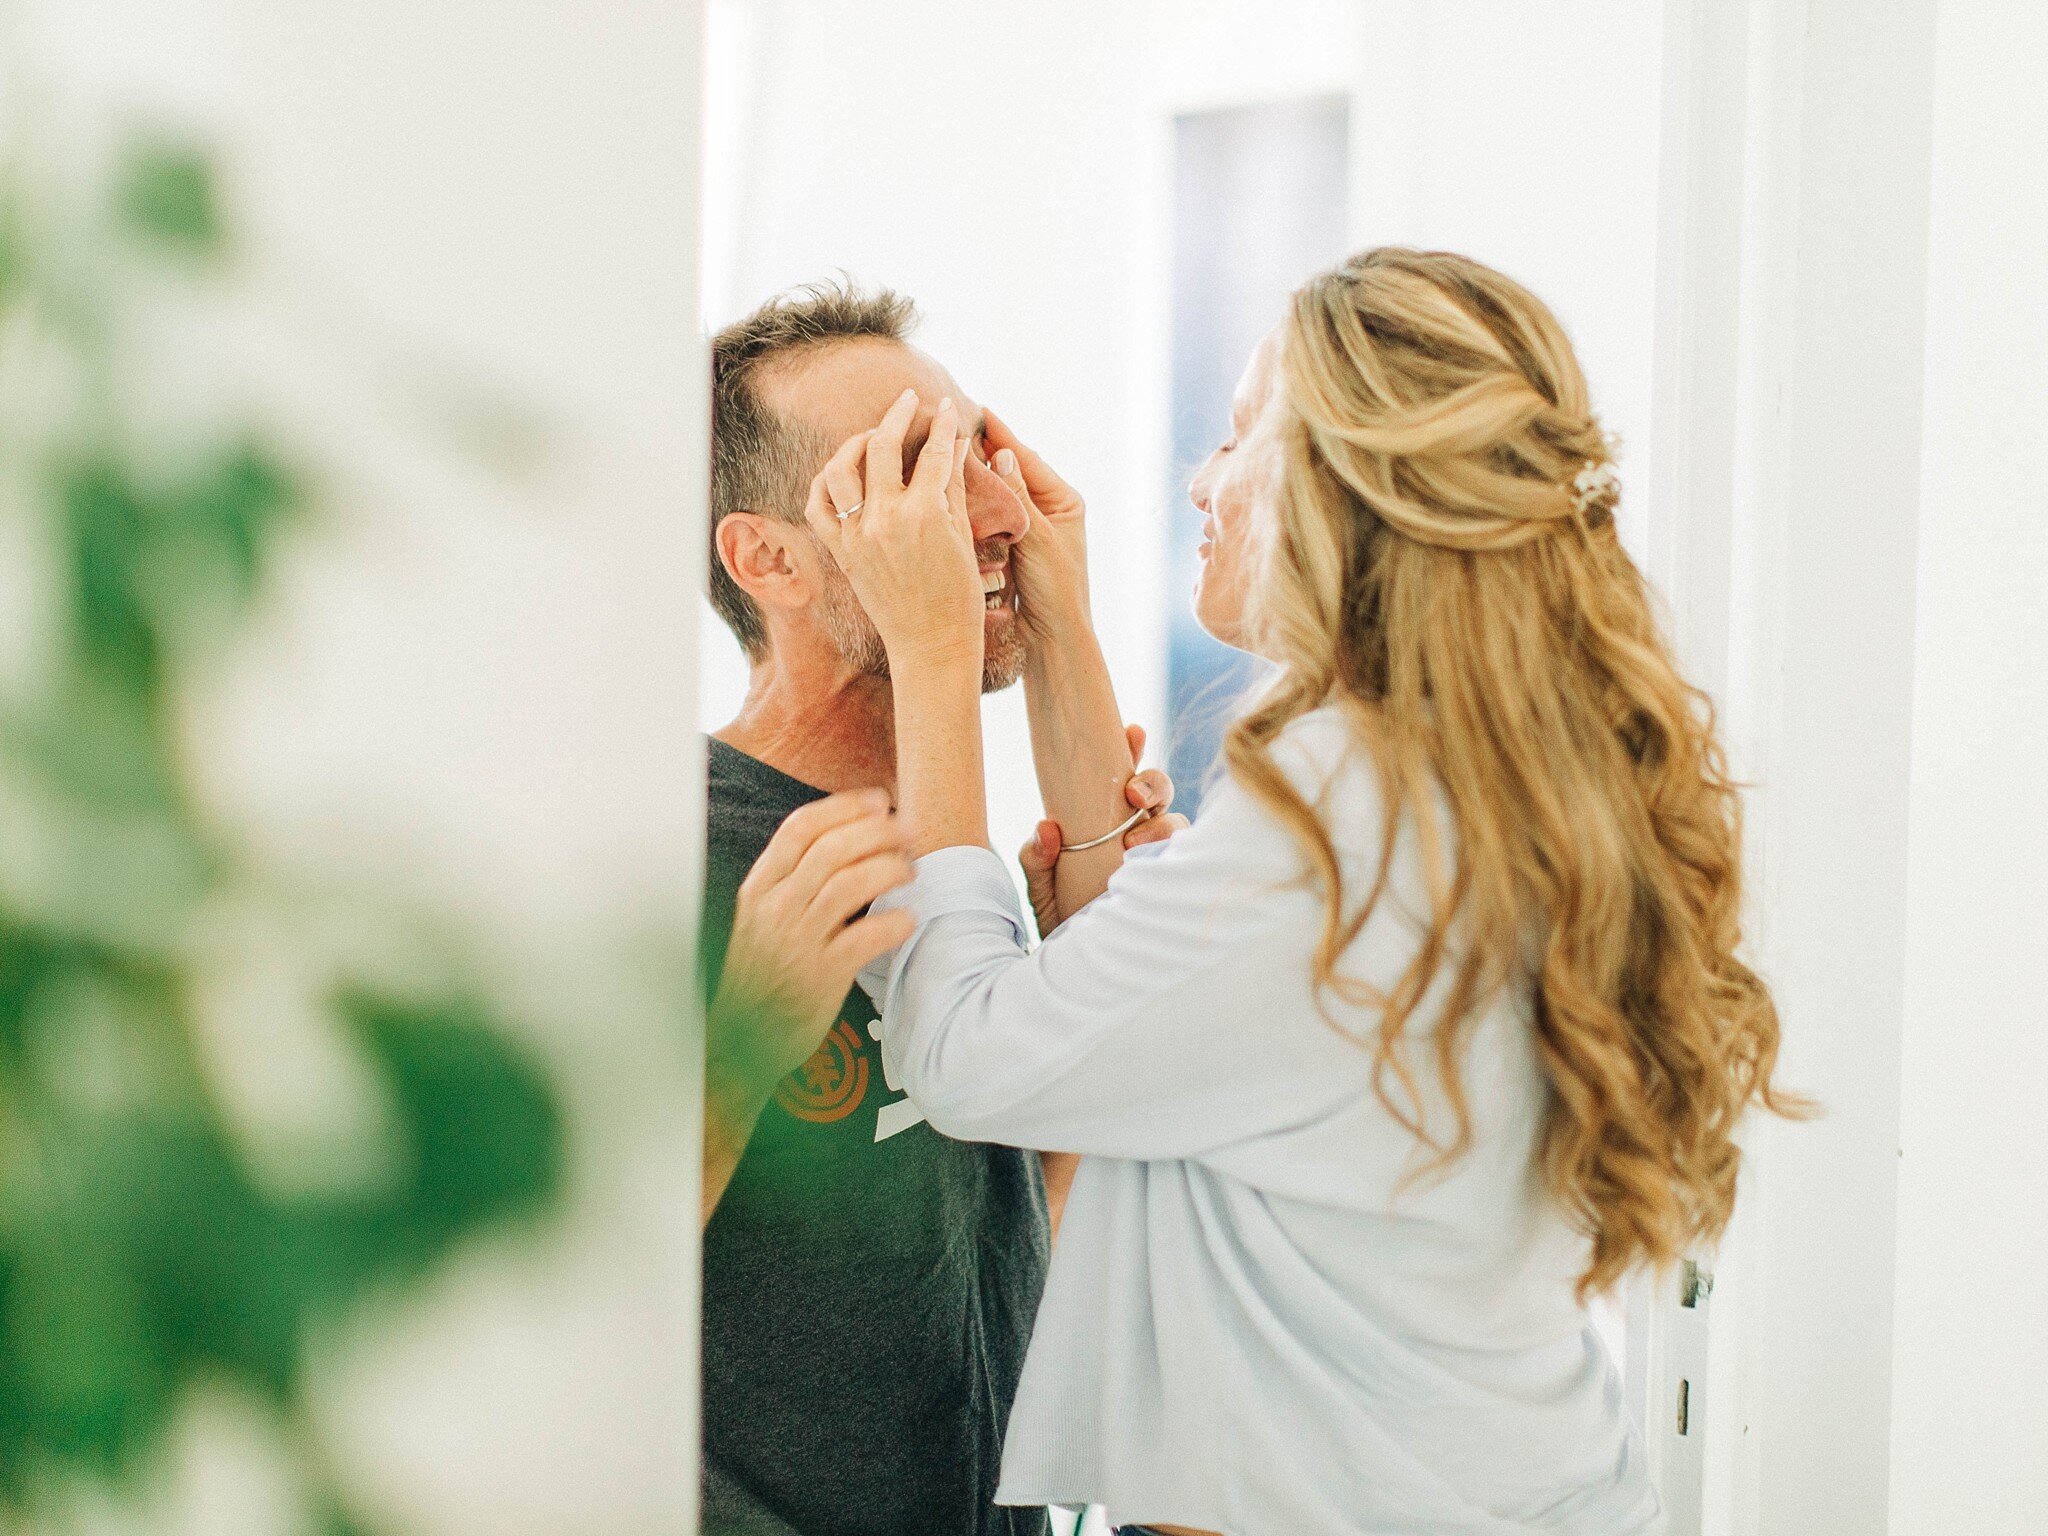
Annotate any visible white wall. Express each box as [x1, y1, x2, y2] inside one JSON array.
[[1889, 1, 2048, 1528], [1672, 0, 1942, 1528], [1350, 0, 1667, 561], [1148, 0, 1357, 107]]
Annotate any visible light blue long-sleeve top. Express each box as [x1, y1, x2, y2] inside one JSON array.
[[859, 707, 1663, 1535]]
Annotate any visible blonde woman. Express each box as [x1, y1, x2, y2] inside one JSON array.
[[801, 249, 1797, 1535]]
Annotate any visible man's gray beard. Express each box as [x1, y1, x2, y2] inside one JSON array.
[[816, 569, 1025, 694]]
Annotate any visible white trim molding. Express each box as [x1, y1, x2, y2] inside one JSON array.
[[1647, 0, 1943, 1531]]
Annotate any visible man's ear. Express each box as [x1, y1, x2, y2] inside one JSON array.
[[716, 512, 820, 617]]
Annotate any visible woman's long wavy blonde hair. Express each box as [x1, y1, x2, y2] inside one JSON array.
[[1225, 248, 1802, 1297]]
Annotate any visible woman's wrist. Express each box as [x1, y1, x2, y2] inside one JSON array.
[[890, 644, 991, 855], [1012, 527, 1091, 640], [1023, 599, 1106, 690], [1021, 582, 1096, 667], [881, 616, 983, 672]]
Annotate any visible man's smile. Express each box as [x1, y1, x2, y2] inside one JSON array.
[[979, 553, 1016, 618], [980, 566, 1008, 611]]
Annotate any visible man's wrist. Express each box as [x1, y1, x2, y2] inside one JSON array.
[[705, 1001, 779, 1123], [705, 1049, 772, 1159]]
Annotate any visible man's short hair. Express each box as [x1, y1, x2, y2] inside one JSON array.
[[708, 280, 918, 659]]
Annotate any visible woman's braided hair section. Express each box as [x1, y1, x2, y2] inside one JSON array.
[[1286, 250, 1622, 553]]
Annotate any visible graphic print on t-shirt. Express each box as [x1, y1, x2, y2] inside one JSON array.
[[771, 1013, 929, 1141], [774, 1018, 870, 1122]]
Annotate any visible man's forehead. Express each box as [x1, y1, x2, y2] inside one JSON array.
[[760, 337, 979, 443]]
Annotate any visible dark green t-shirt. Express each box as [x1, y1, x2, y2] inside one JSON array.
[[699, 739, 1052, 1536]]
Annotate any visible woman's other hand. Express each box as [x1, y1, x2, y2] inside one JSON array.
[[806, 389, 983, 668], [985, 408, 1091, 646], [710, 790, 917, 1096], [1019, 725, 1187, 937]]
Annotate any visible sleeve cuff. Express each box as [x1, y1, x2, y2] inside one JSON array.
[[876, 843, 1025, 927], [857, 843, 1026, 1005]]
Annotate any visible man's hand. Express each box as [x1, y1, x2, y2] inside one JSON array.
[[713, 789, 916, 1078], [705, 791, 916, 1224], [1018, 725, 1186, 938]]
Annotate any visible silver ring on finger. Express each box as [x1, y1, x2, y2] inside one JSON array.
[[836, 499, 864, 521]]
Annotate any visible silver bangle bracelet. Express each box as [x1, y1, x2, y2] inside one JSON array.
[[1059, 805, 1149, 853]]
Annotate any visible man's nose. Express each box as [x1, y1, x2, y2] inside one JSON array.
[[964, 455, 1029, 546]]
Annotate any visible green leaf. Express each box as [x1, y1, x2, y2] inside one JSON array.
[[0, 191, 22, 314], [115, 142, 223, 257], [152, 441, 300, 611], [183, 442, 297, 589], [338, 989, 566, 1277], [0, 922, 66, 1065], [1, 1124, 179, 1479], [118, 1114, 314, 1403], [54, 454, 160, 693], [0, 1251, 26, 1506]]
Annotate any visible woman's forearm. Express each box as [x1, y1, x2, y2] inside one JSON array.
[[1023, 595, 1136, 917], [891, 643, 990, 857]]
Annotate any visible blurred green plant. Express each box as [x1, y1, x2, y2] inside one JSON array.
[[0, 136, 566, 1532]]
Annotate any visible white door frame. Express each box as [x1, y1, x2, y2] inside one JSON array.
[[1642, 0, 1942, 1531]]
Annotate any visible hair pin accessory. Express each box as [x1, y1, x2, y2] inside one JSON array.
[[1571, 460, 1621, 514]]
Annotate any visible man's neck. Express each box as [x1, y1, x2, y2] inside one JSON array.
[[714, 645, 899, 796]]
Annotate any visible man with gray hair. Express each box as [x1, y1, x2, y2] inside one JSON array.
[[697, 281, 1173, 1535]]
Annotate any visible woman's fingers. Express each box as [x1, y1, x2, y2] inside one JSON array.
[[863, 387, 920, 506], [824, 431, 868, 520], [907, 396, 959, 504], [982, 406, 1031, 469], [984, 407, 1081, 512], [947, 434, 970, 526], [804, 431, 871, 556], [993, 445, 1035, 518], [1124, 723, 1147, 767], [743, 788, 893, 892]]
